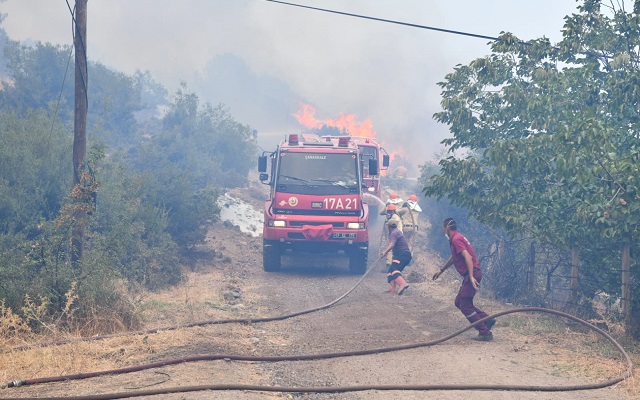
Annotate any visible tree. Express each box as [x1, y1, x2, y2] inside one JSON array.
[[0, 109, 72, 234], [1, 41, 74, 113], [424, 0, 640, 337], [130, 84, 256, 249], [0, 39, 151, 151], [0, 12, 9, 76]]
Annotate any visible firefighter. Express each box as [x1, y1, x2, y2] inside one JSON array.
[[384, 204, 403, 229], [380, 218, 411, 295], [382, 204, 402, 269], [379, 192, 404, 216], [399, 194, 422, 240]]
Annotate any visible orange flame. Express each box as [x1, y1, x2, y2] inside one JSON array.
[[293, 104, 322, 129], [293, 103, 377, 139]]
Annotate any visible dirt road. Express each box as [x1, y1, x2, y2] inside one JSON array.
[[2, 211, 633, 399], [245, 240, 629, 400]]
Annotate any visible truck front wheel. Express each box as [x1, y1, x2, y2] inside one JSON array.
[[349, 245, 368, 275], [263, 240, 282, 272]]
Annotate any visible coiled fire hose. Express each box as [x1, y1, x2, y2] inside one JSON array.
[[0, 308, 633, 399], [4, 211, 401, 353], [4, 254, 384, 354], [1, 256, 633, 398]]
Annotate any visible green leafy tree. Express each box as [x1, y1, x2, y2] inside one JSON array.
[[131, 84, 256, 249], [1, 41, 74, 113], [0, 40, 151, 149], [424, 0, 640, 336], [0, 32, 259, 333], [89, 152, 181, 290], [0, 109, 72, 234], [132, 70, 168, 121]]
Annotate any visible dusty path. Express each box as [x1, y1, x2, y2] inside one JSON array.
[[247, 250, 628, 400], [1, 215, 633, 399]]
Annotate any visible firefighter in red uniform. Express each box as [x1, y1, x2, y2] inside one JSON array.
[[380, 219, 411, 295], [432, 218, 495, 341]]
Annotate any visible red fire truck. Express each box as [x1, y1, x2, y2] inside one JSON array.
[[258, 134, 381, 274], [345, 136, 389, 199], [322, 136, 389, 220]]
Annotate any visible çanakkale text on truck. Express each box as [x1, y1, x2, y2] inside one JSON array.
[[257, 134, 382, 274]]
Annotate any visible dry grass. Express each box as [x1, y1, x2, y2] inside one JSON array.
[[0, 265, 264, 388], [484, 298, 639, 397], [0, 227, 265, 387], [409, 241, 639, 398]]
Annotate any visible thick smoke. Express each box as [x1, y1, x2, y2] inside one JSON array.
[[1, 0, 579, 171]]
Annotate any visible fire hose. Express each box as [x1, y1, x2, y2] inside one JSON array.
[[0, 254, 633, 398], [5, 207, 410, 354], [0, 308, 632, 399], [4, 253, 384, 354]]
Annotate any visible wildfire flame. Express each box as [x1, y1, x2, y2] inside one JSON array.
[[293, 103, 376, 139], [293, 103, 411, 176]]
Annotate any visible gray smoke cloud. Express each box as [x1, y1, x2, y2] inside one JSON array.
[[1, 0, 579, 172]]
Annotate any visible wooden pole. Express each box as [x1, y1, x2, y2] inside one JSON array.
[[527, 241, 536, 294], [621, 244, 631, 327], [570, 246, 579, 303], [72, 0, 88, 267]]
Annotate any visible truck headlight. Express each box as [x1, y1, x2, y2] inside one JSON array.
[[268, 220, 286, 227], [368, 187, 375, 192], [346, 222, 365, 229]]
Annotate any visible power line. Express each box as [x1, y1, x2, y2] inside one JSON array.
[[65, 0, 88, 108], [45, 45, 73, 147], [266, 0, 510, 43]]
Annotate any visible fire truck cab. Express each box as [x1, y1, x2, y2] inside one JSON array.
[[258, 134, 378, 274], [322, 135, 389, 220]]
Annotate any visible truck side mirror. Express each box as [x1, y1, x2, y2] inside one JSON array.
[[259, 173, 269, 182], [368, 158, 379, 176], [258, 155, 267, 172], [382, 154, 390, 168]]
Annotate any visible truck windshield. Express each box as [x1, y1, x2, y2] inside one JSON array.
[[277, 152, 359, 195]]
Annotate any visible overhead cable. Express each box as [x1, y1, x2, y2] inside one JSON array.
[[266, 0, 513, 43]]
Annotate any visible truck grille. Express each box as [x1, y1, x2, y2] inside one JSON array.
[[287, 232, 343, 240], [289, 222, 345, 228]]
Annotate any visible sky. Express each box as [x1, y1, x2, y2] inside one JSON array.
[[0, 0, 583, 174]]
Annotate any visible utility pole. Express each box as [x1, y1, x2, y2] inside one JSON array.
[[622, 244, 631, 328], [72, 0, 88, 268]]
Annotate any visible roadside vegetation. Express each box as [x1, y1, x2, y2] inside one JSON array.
[[1, 0, 639, 349], [0, 15, 257, 338], [419, 1, 640, 339]]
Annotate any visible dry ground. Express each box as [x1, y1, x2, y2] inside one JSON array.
[[0, 189, 638, 399]]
